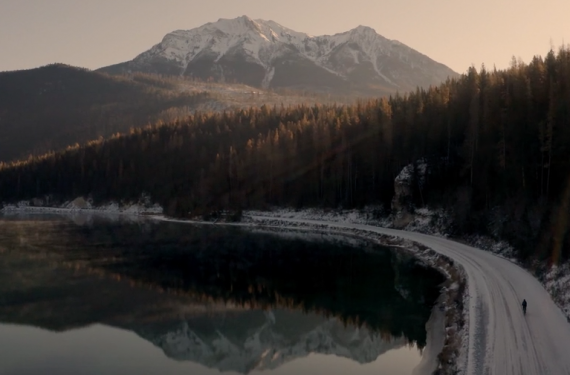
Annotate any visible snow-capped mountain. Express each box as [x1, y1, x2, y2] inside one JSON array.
[[99, 16, 458, 96], [134, 308, 409, 374]]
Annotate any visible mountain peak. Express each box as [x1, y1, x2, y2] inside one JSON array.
[[350, 25, 377, 34], [214, 15, 254, 24], [233, 15, 253, 22], [226, 15, 257, 28], [205, 15, 264, 36], [98, 17, 458, 96]]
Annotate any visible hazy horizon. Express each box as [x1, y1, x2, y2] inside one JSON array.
[[1, 0, 569, 74]]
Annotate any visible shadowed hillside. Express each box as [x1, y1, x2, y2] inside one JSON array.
[[0, 64, 210, 162], [0, 64, 350, 162]]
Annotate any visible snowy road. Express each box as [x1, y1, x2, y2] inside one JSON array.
[[251, 216, 570, 375]]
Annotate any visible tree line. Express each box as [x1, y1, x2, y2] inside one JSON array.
[[1, 48, 570, 261]]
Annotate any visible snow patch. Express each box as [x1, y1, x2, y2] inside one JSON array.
[[261, 66, 275, 89]]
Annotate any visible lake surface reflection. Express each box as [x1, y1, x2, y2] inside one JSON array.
[[0, 214, 444, 375]]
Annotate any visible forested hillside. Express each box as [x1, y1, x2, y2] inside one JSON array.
[[1, 48, 570, 261], [0, 64, 347, 162], [0, 64, 211, 162]]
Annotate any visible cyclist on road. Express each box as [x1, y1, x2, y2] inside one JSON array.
[[522, 299, 527, 314]]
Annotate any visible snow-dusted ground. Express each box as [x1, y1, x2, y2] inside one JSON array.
[[0, 199, 163, 216], [246, 207, 392, 226], [543, 263, 570, 322], [248, 215, 570, 375]]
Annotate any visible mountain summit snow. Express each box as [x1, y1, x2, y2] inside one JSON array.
[[99, 16, 458, 96]]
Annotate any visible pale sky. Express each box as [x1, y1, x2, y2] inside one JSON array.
[[1, 0, 569, 74]]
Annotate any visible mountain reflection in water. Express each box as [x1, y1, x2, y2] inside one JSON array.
[[0, 215, 444, 374]]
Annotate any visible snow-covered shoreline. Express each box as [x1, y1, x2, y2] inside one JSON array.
[[241, 215, 570, 375], [244, 208, 570, 323]]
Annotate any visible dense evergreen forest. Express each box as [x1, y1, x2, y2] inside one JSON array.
[[0, 64, 211, 161], [1, 48, 570, 261]]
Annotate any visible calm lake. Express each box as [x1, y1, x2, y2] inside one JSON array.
[[0, 214, 444, 375]]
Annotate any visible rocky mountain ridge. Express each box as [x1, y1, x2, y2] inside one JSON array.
[[99, 16, 458, 96]]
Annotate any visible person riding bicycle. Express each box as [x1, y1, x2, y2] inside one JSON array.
[[522, 299, 527, 314]]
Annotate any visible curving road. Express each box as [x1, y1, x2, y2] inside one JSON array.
[[251, 216, 570, 375]]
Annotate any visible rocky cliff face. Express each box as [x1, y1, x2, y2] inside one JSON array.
[[99, 16, 458, 96], [391, 161, 429, 228]]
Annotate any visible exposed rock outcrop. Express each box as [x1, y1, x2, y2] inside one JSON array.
[[391, 161, 428, 228]]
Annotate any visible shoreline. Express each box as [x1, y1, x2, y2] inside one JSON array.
[[124, 213, 467, 374], [0, 209, 462, 374]]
